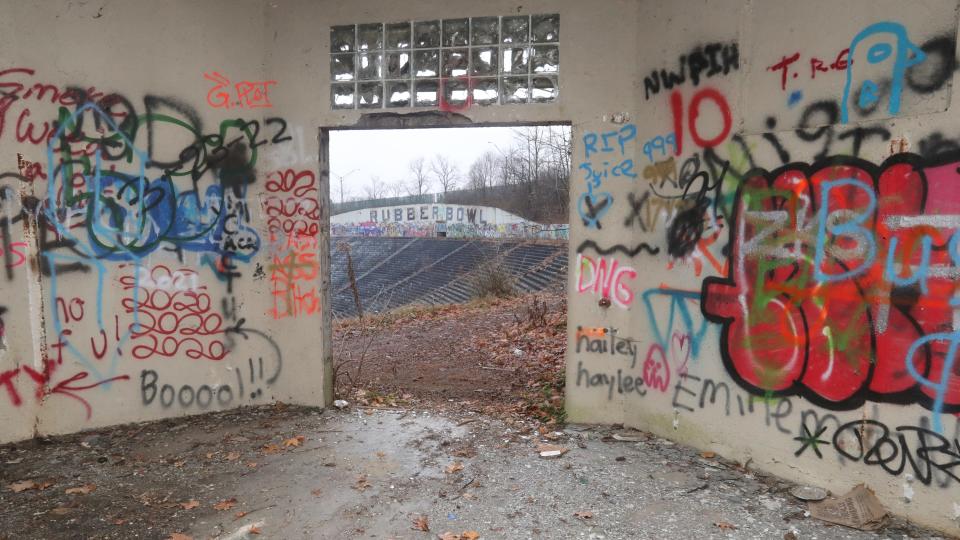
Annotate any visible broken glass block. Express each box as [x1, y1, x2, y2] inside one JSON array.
[[330, 25, 355, 53], [532, 46, 559, 73], [331, 83, 355, 109], [501, 15, 529, 44], [357, 82, 383, 108], [472, 79, 498, 105], [386, 22, 412, 49], [414, 79, 439, 107], [443, 18, 469, 47], [414, 20, 441, 48], [386, 81, 411, 107], [531, 14, 559, 42], [501, 77, 529, 104], [442, 49, 469, 77], [413, 49, 440, 78], [385, 51, 411, 78], [531, 75, 558, 102], [331, 53, 356, 81], [357, 23, 383, 51], [357, 52, 382, 80], [502, 47, 529, 75], [471, 17, 499, 45], [442, 79, 470, 107], [471, 47, 497, 76]]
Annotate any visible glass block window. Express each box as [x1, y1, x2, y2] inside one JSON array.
[[330, 14, 559, 110]]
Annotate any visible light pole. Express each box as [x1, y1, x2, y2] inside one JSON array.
[[333, 168, 359, 204]]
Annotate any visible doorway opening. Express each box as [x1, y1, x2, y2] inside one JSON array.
[[324, 123, 570, 422]]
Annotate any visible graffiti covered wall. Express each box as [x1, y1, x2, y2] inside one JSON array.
[[0, 0, 327, 442], [5, 0, 960, 533], [563, 0, 960, 533]]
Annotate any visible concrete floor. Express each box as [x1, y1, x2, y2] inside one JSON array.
[[0, 405, 951, 539]]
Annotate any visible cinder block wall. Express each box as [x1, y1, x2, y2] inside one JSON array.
[[3, 0, 960, 533]]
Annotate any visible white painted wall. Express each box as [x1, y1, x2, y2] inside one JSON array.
[[331, 204, 528, 225]]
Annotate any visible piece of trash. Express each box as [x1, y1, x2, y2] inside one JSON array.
[[790, 485, 828, 502], [808, 484, 888, 531], [536, 443, 568, 458], [611, 433, 644, 442], [512, 348, 523, 357], [334, 400, 349, 409]]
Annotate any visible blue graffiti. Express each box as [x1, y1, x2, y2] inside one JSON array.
[[905, 330, 959, 433], [841, 21, 926, 123], [43, 103, 259, 381], [814, 178, 877, 283], [641, 288, 711, 360], [642, 133, 677, 162]]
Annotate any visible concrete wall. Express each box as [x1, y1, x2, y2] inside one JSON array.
[[4, 0, 960, 533], [562, 0, 960, 534], [0, 1, 327, 443]]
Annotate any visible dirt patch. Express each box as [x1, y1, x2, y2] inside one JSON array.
[[333, 292, 566, 423]]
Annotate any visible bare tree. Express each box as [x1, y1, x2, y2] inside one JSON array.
[[431, 155, 460, 195], [363, 176, 387, 200], [468, 151, 500, 191], [407, 157, 431, 196], [387, 180, 406, 198]]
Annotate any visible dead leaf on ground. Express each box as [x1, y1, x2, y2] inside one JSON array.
[[234, 511, 248, 519], [354, 474, 371, 491], [261, 443, 282, 455], [50, 506, 75, 515], [213, 498, 237, 511], [437, 533, 460, 540], [38, 481, 54, 490], [462, 531, 481, 540], [205, 452, 217, 459], [246, 461, 258, 468], [375, 451, 386, 459], [112, 518, 126, 525], [8, 480, 39, 493], [574, 511, 594, 519], [249, 526, 261, 535], [179, 500, 200, 510], [283, 435, 305, 448], [444, 461, 464, 474], [700, 451, 716, 459], [715, 521, 738, 530], [65, 484, 96, 495], [173, 460, 186, 468], [167, 534, 192, 540], [311, 489, 323, 497], [225, 452, 241, 461], [411, 514, 430, 531]]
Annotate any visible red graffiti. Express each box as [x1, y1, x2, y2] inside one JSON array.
[[262, 169, 320, 242], [120, 265, 227, 360], [204, 71, 277, 109], [0, 363, 129, 419], [269, 235, 320, 319], [766, 49, 850, 91], [670, 88, 732, 155], [703, 155, 960, 411], [0, 67, 115, 147]]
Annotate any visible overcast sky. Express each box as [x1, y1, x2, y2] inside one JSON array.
[[329, 127, 525, 201]]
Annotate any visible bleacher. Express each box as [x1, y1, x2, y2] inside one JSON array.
[[330, 237, 567, 318]]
